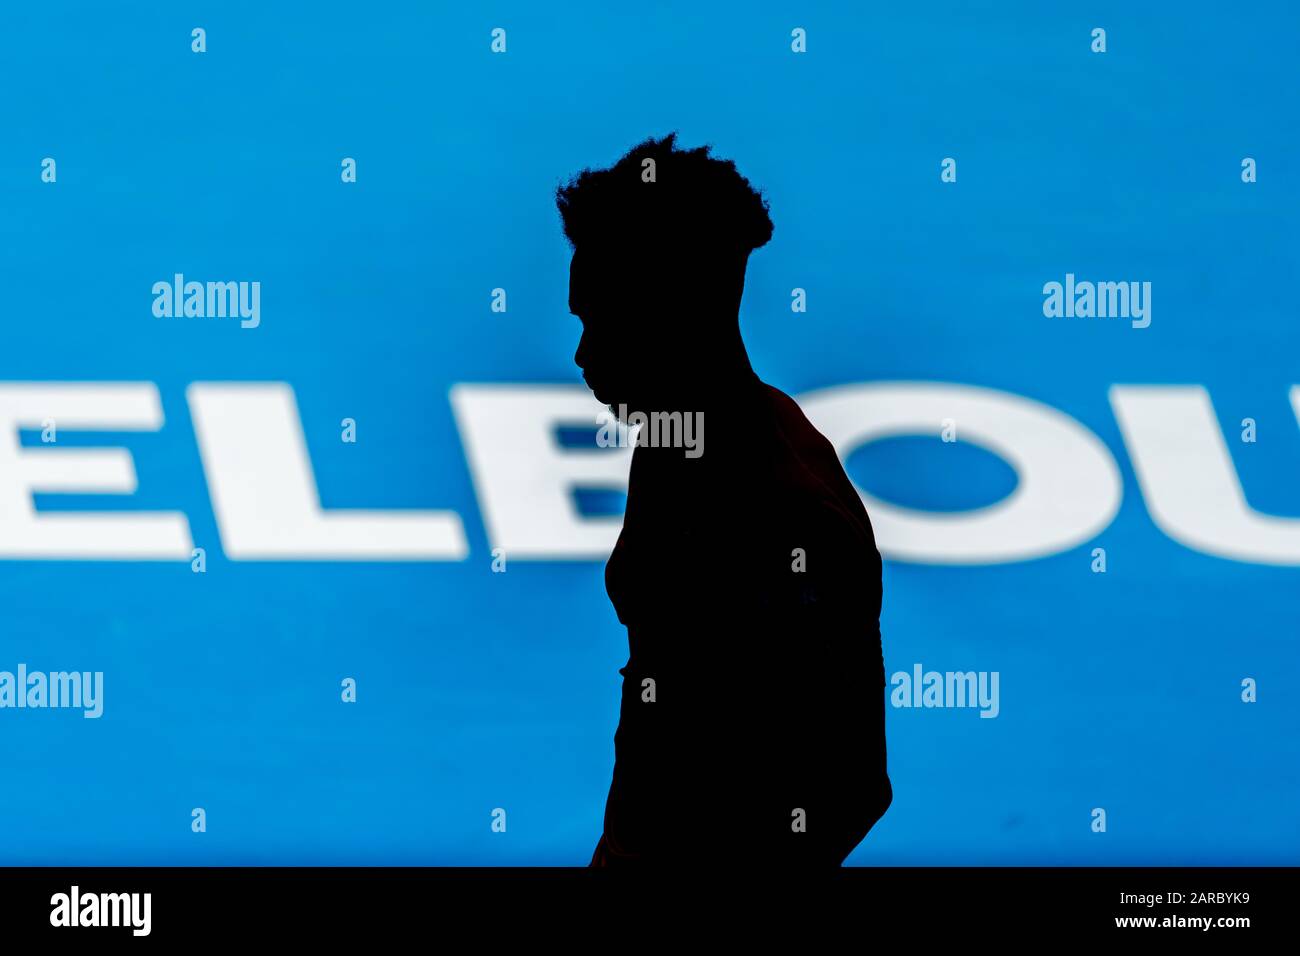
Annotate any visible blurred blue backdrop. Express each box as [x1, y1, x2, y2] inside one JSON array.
[[0, 1, 1296, 864]]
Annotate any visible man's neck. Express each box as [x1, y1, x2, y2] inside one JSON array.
[[629, 363, 768, 482]]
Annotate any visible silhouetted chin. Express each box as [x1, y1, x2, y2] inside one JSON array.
[[587, 385, 647, 421], [587, 378, 703, 422], [587, 386, 617, 409]]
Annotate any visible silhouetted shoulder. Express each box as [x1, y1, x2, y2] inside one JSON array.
[[759, 382, 876, 541], [761, 383, 838, 463]]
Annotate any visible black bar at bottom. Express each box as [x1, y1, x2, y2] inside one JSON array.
[[0, 866, 1287, 941]]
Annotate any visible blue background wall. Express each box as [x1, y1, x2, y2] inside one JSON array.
[[0, 1, 1296, 864]]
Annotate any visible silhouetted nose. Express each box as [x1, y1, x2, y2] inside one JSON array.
[[574, 331, 589, 372]]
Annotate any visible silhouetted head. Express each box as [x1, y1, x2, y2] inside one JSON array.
[[557, 133, 773, 416]]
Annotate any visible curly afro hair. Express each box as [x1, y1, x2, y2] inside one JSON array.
[[556, 132, 773, 257]]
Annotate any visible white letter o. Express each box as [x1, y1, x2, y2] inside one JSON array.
[[797, 382, 1121, 564]]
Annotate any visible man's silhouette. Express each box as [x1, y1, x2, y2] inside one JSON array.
[[557, 133, 891, 867]]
